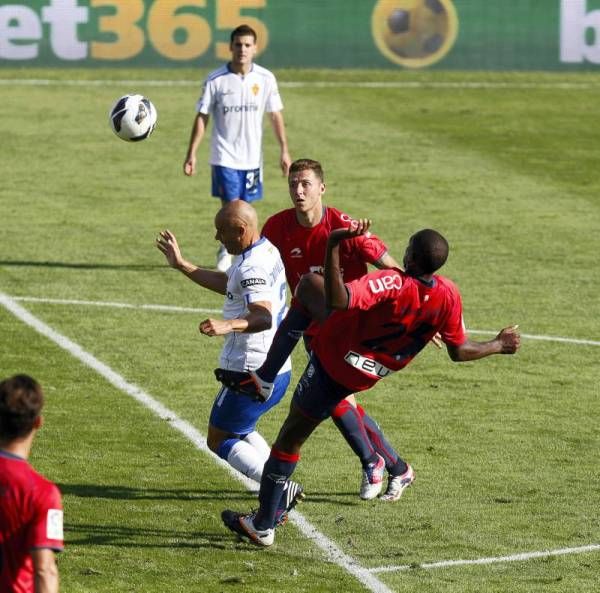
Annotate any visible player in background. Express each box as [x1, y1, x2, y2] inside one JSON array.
[[221, 224, 521, 546], [183, 24, 291, 272], [217, 158, 416, 502], [156, 201, 302, 524], [0, 374, 63, 593]]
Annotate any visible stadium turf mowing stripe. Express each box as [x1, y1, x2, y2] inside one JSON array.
[[0, 291, 395, 593], [9, 295, 600, 348]]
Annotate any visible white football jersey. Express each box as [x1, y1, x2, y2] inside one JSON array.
[[196, 63, 284, 170], [219, 237, 291, 375]]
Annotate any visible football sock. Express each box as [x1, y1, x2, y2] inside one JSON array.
[[219, 437, 268, 483], [243, 430, 271, 460], [331, 399, 380, 468], [254, 449, 298, 530], [358, 404, 408, 475], [256, 306, 311, 383]]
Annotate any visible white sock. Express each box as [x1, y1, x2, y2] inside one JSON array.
[[226, 439, 268, 484], [243, 431, 271, 460]]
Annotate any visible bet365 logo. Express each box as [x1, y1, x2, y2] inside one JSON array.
[[561, 0, 600, 63], [371, 0, 458, 68]]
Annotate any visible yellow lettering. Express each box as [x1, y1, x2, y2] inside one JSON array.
[[90, 0, 144, 60], [148, 0, 210, 61], [216, 0, 268, 59]]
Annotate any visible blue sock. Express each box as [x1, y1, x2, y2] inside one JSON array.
[[257, 307, 311, 383], [254, 451, 298, 530], [216, 437, 239, 460], [331, 400, 379, 468], [360, 406, 407, 475]]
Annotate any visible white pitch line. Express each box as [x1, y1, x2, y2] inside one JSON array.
[[467, 329, 600, 347], [11, 295, 221, 315], [3, 290, 599, 585], [10, 295, 600, 347], [0, 291, 394, 593], [369, 543, 600, 574], [1, 78, 600, 90]]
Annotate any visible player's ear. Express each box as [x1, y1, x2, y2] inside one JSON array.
[[34, 415, 43, 430]]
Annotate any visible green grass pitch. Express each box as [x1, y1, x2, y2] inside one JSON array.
[[0, 68, 599, 593]]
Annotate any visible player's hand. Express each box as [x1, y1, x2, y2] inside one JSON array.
[[156, 230, 184, 269], [199, 318, 232, 337], [328, 218, 372, 245], [280, 150, 291, 176], [496, 325, 520, 354], [430, 332, 443, 349], [183, 155, 196, 176]]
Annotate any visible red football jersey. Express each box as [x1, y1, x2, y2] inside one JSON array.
[[311, 268, 467, 392], [262, 206, 388, 293], [0, 451, 63, 593]]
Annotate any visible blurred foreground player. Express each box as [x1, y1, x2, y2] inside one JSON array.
[[222, 224, 520, 546], [0, 374, 63, 593]]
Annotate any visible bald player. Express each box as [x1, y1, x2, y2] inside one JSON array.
[[156, 201, 303, 523]]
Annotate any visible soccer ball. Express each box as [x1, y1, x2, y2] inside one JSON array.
[[371, 0, 458, 68], [109, 94, 157, 142]]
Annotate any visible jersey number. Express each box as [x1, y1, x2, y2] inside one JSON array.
[[245, 169, 260, 193], [275, 282, 286, 327]]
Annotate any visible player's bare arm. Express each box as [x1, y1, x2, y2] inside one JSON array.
[[32, 548, 59, 593], [374, 251, 402, 270], [199, 301, 272, 337], [156, 229, 228, 295], [268, 110, 291, 176], [325, 219, 372, 310], [446, 325, 521, 362], [183, 112, 209, 176]]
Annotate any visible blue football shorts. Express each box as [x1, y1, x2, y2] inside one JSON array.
[[211, 165, 263, 202], [209, 370, 291, 435], [292, 355, 353, 422]]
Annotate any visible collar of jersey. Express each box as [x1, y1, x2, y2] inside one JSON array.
[[416, 276, 436, 288], [241, 236, 267, 258], [227, 62, 255, 76], [0, 449, 26, 461]]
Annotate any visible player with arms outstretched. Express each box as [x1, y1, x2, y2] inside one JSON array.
[[221, 223, 520, 546], [156, 201, 302, 524]]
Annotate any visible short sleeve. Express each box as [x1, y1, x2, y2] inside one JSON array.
[[196, 79, 214, 114], [237, 263, 272, 305], [265, 77, 284, 113], [350, 232, 388, 264], [28, 482, 63, 552], [440, 289, 467, 347]]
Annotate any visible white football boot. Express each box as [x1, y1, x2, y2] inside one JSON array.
[[359, 453, 385, 500], [379, 464, 415, 502]]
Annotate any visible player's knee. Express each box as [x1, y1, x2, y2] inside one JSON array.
[[206, 430, 222, 453], [295, 273, 323, 299], [295, 274, 326, 320]]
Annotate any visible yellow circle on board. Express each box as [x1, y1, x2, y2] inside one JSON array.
[[372, 0, 459, 68]]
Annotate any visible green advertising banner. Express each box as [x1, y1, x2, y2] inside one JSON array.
[[1, 0, 600, 69]]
